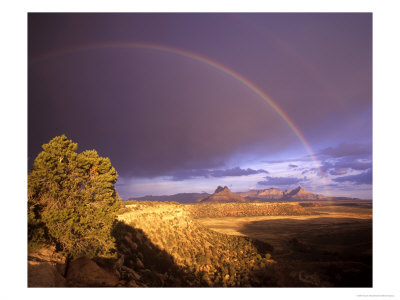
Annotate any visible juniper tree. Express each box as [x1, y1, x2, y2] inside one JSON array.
[[28, 135, 121, 258]]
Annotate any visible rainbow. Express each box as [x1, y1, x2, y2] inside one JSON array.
[[30, 41, 330, 195]]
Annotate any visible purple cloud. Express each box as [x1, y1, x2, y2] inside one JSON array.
[[288, 164, 298, 168], [319, 143, 371, 158], [258, 176, 304, 186], [210, 167, 269, 177], [320, 161, 334, 173], [264, 157, 313, 164], [169, 167, 269, 181], [333, 169, 372, 185], [329, 168, 348, 175], [301, 168, 318, 175], [27, 13, 372, 200], [320, 157, 371, 175], [335, 159, 372, 170]]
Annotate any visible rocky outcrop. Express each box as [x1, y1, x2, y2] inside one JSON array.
[[259, 188, 284, 198], [239, 188, 283, 200], [28, 246, 126, 287], [199, 186, 324, 203], [239, 186, 326, 201], [198, 186, 248, 203], [66, 257, 119, 287], [283, 186, 325, 201], [128, 186, 332, 204], [214, 186, 229, 193], [28, 246, 67, 287], [28, 214, 190, 288]]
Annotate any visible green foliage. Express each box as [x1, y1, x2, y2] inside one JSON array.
[[28, 135, 121, 258]]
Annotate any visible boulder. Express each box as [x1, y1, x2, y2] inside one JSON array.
[[114, 254, 125, 271], [154, 271, 166, 286], [124, 235, 138, 250], [141, 268, 163, 286], [28, 246, 67, 287], [120, 265, 141, 280], [28, 261, 67, 287], [127, 280, 140, 287], [136, 257, 145, 269], [66, 257, 119, 287]]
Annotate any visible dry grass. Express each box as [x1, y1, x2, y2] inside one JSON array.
[[197, 203, 372, 237], [196, 202, 372, 287]]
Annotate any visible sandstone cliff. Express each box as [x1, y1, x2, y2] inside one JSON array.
[[239, 186, 326, 201], [198, 186, 247, 203]]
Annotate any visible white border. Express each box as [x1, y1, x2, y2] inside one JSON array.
[[2, 0, 399, 299]]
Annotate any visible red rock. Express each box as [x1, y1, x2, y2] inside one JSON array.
[[199, 186, 247, 203], [28, 246, 67, 287], [28, 261, 67, 287], [66, 257, 119, 287]]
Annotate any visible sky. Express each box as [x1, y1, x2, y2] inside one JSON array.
[[28, 13, 372, 199]]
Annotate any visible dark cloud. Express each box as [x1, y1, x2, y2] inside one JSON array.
[[320, 161, 334, 173], [288, 164, 298, 168], [335, 160, 372, 170], [319, 143, 371, 158], [320, 156, 372, 176], [258, 176, 305, 187], [326, 183, 340, 188], [301, 168, 318, 175], [210, 167, 269, 177], [333, 169, 372, 185], [264, 157, 313, 164], [28, 46, 295, 177], [329, 168, 348, 175], [28, 14, 372, 182], [169, 167, 269, 181]]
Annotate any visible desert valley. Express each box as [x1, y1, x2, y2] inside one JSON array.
[[28, 185, 372, 287]]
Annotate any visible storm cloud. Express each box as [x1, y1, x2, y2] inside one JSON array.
[[329, 168, 348, 176], [28, 48, 292, 177], [319, 143, 371, 158], [28, 13, 372, 198], [168, 167, 269, 181], [315, 142, 372, 178], [332, 169, 372, 185], [258, 176, 305, 187]]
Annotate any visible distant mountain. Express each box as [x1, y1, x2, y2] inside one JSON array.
[[239, 186, 326, 201], [198, 186, 248, 203], [128, 192, 209, 204], [128, 186, 359, 204], [283, 186, 325, 201], [239, 188, 283, 200]]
